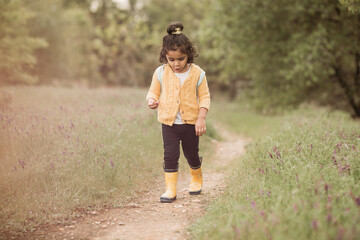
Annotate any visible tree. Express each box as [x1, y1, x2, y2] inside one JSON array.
[[61, 0, 157, 87], [200, 0, 360, 117], [340, 0, 360, 12], [88, 0, 146, 86], [0, 0, 47, 85], [0, 0, 209, 87], [25, 0, 99, 85]]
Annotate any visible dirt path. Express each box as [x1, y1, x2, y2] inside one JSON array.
[[42, 125, 249, 240]]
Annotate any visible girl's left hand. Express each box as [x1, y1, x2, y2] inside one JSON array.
[[195, 118, 206, 136]]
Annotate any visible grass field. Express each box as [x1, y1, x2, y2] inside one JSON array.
[[0, 86, 214, 238], [191, 102, 360, 239], [2, 87, 359, 239]]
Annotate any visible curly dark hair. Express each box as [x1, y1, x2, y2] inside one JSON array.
[[159, 22, 198, 63]]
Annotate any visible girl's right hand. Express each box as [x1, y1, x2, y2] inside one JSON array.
[[147, 98, 159, 109]]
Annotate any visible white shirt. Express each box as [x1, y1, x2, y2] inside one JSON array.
[[174, 67, 191, 124]]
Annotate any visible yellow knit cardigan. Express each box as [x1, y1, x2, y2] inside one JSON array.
[[146, 63, 210, 126]]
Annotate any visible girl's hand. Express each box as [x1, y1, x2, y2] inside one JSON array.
[[147, 98, 159, 109], [195, 118, 206, 136]]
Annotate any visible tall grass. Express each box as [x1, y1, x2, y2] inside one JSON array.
[[207, 97, 283, 139], [0, 86, 214, 237], [191, 104, 360, 239]]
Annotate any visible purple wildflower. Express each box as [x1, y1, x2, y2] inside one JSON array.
[[332, 150, 337, 165], [293, 204, 298, 212], [70, 120, 75, 129], [232, 225, 241, 237], [273, 146, 281, 158], [337, 227, 345, 239], [273, 146, 278, 152], [260, 210, 265, 217], [355, 197, 360, 207], [327, 214, 332, 223], [18, 159, 25, 169], [336, 142, 342, 151], [110, 158, 114, 168], [311, 220, 318, 230], [324, 184, 330, 194]]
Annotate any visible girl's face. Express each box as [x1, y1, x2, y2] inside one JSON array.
[[166, 49, 189, 73]]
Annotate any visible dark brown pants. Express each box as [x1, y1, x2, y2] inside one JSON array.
[[162, 124, 202, 172]]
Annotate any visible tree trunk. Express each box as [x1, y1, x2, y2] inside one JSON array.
[[355, 52, 360, 94], [229, 84, 238, 101], [334, 66, 360, 118]]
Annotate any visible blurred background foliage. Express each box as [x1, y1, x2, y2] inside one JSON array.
[[0, 0, 359, 117]]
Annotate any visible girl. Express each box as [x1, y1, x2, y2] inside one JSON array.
[[146, 22, 210, 203]]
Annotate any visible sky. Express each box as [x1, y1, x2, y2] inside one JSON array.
[[91, 0, 130, 12]]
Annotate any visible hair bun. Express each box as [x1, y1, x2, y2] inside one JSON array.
[[167, 22, 184, 35]]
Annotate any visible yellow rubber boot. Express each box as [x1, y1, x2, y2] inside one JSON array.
[[160, 172, 178, 203], [189, 167, 202, 195]]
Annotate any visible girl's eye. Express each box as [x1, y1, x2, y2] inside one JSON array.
[[179, 58, 184, 61], [168, 59, 174, 62]]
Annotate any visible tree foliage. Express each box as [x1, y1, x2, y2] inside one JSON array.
[[340, 0, 360, 12], [0, 0, 47, 84], [87, 0, 152, 86], [25, 0, 97, 84], [1, 0, 360, 117], [0, 0, 206, 87], [199, 0, 360, 117]]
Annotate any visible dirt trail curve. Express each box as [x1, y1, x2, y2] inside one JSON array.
[[45, 124, 248, 240]]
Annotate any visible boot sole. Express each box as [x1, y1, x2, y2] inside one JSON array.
[[189, 190, 201, 195], [160, 196, 176, 203]]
